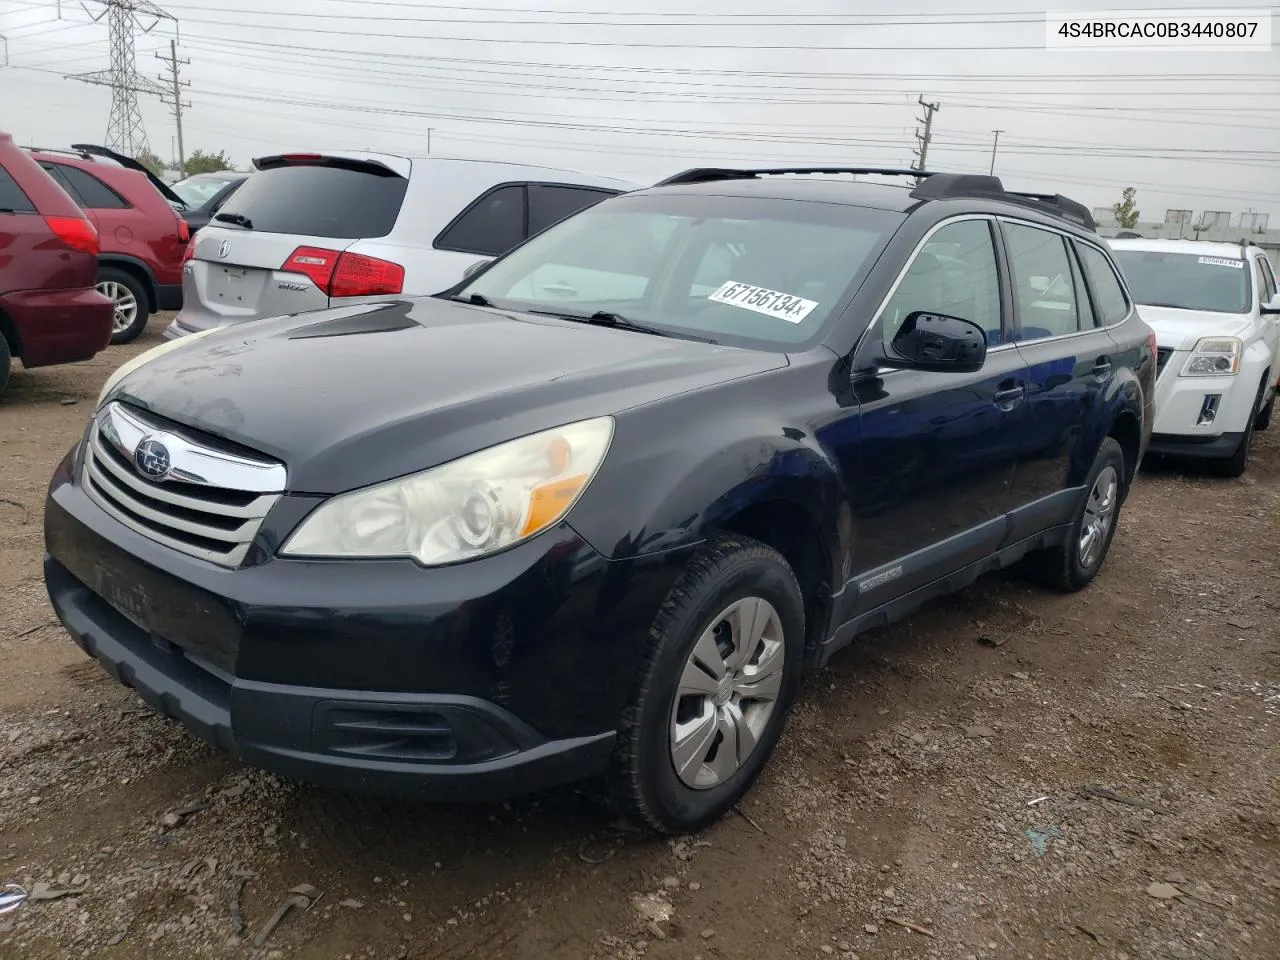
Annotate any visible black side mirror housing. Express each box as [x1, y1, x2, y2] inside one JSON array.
[[876, 311, 988, 374]]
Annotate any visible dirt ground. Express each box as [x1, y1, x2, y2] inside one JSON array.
[[1, 313, 1277, 960]]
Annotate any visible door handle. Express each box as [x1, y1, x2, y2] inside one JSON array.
[[1093, 355, 1113, 377], [993, 383, 1025, 411]]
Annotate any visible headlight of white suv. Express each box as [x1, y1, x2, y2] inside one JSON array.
[[1180, 337, 1241, 377], [281, 417, 614, 565]]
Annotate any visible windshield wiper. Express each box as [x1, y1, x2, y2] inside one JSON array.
[[451, 292, 494, 307], [213, 212, 253, 229], [526, 308, 711, 341]]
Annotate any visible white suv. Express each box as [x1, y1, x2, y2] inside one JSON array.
[[164, 152, 637, 340], [1109, 238, 1279, 476]]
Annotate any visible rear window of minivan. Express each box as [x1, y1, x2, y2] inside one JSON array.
[[215, 163, 408, 239]]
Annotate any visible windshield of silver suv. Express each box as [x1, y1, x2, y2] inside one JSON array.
[[457, 192, 903, 347], [1112, 249, 1251, 314]]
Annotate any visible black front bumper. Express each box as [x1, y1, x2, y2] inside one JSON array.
[[1146, 431, 1243, 459], [47, 557, 615, 800], [44, 463, 687, 801]]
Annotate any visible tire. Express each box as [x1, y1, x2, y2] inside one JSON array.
[[1214, 377, 1266, 478], [1255, 385, 1274, 432], [0, 335, 10, 396], [96, 266, 149, 344], [1025, 437, 1126, 593], [609, 534, 806, 835]]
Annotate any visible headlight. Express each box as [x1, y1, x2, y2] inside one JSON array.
[[97, 326, 222, 406], [280, 417, 614, 565], [1180, 337, 1241, 377]]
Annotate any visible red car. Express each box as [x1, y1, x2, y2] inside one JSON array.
[[0, 132, 113, 396], [26, 144, 189, 344]]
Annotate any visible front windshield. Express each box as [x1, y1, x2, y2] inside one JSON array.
[[171, 175, 236, 208], [1113, 249, 1251, 313], [458, 192, 903, 347]]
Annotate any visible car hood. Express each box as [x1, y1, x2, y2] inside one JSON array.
[[1137, 304, 1254, 350], [109, 298, 787, 493]]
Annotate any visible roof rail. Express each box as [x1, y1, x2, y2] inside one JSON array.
[[654, 166, 1097, 232], [655, 166, 934, 186], [21, 145, 95, 160], [1240, 237, 1258, 251], [910, 175, 1096, 231]]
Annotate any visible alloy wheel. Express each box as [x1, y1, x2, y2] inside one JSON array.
[[1078, 465, 1119, 568], [669, 596, 785, 790], [98, 281, 139, 334]]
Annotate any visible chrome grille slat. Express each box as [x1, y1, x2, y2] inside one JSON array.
[[80, 403, 285, 568], [89, 434, 276, 519]]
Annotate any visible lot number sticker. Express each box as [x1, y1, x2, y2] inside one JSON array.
[[1198, 256, 1244, 269], [708, 281, 819, 323]]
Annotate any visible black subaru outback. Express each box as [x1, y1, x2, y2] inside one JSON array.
[[44, 167, 1155, 834]]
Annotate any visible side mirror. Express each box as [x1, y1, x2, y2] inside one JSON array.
[[462, 259, 492, 280], [1261, 293, 1280, 316], [878, 311, 988, 374]]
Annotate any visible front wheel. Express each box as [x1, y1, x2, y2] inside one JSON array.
[[96, 267, 149, 344], [1025, 437, 1126, 592], [609, 535, 806, 834], [1254, 385, 1274, 432]]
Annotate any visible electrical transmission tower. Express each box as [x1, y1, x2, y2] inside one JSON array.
[[68, 0, 176, 157], [911, 95, 941, 181]]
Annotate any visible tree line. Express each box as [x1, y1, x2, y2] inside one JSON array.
[[133, 148, 235, 179]]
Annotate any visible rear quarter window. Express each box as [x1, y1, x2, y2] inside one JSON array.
[[0, 167, 37, 213], [216, 164, 408, 239], [1075, 241, 1131, 324], [47, 164, 129, 209]]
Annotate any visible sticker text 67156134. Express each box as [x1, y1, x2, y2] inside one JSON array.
[[707, 281, 819, 324]]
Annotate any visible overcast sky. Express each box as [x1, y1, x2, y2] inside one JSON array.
[[1, 0, 1277, 223]]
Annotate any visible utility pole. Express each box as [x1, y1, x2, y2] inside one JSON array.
[[157, 38, 190, 174], [912, 95, 940, 182], [989, 129, 1003, 175], [67, 0, 176, 156]]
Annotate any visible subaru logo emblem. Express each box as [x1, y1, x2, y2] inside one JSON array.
[[217, 239, 232, 259], [134, 437, 172, 481]]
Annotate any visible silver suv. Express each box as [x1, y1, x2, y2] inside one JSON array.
[[164, 152, 637, 339]]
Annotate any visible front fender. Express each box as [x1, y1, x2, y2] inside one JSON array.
[[566, 393, 845, 580]]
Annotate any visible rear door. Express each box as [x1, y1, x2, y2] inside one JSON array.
[[178, 157, 408, 331], [1002, 221, 1125, 536]]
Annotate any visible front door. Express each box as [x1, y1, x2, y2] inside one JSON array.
[[1001, 222, 1126, 538], [839, 217, 1030, 616]]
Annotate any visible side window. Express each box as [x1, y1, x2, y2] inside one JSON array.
[[39, 162, 83, 205], [1254, 256, 1277, 305], [1003, 222, 1082, 341], [876, 218, 1003, 346], [435, 185, 526, 257], [0, 168, 37, 213], [1075, 242, 1130, 325], [52, 165, 128, 209], [527, 184, 614, 237]]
